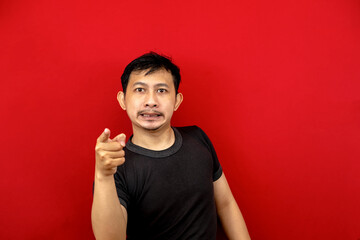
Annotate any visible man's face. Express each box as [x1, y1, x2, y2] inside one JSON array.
[[118, 68, 183, 132]]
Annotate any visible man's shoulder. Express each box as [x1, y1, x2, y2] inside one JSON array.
[[175, 125, 204, 136], [174, 125, 211, 143], [175, 125, 199, 132]]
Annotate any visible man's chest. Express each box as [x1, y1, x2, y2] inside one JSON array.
[[127, 143, 215, 221]]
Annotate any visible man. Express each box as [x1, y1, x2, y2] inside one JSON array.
[[91, 52, 251, 240]]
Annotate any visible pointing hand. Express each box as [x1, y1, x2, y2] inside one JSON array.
[[95, 128, 126, 178]]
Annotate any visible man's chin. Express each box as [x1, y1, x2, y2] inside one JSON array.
[[136, 122, 167, 132], [142, 125, 162, 131]]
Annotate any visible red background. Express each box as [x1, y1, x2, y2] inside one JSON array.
[[1, 0, 359, 239]]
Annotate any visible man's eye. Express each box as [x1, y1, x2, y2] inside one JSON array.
[[157, 89, 167, 93], [135, 88, 145, 92]]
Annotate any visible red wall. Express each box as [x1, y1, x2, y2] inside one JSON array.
[[1, 0, 359, 239]]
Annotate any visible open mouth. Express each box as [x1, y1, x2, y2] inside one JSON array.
[[138, 111, 163, 119], [141, 114, 161, 117]]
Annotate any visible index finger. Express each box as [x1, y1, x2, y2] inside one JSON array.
[[97, 128, 110, 143]]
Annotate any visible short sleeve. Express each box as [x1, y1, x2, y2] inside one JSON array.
[[113, 164, 130, 209], [195, 126, 223, 181]]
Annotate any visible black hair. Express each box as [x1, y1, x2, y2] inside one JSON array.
[[121, 52, 181, 94]]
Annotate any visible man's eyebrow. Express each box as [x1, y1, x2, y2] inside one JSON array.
[[155, 83, 170, 88], [132, 82, 170, 88], [132, 82, 148, 87]]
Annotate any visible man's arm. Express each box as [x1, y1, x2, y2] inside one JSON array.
[[91, 129, 128, 240], [92, 176, 127, 240], [214, 173, 251, 240]]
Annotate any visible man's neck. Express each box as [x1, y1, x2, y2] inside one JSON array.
[[131, 125, 175, 151]]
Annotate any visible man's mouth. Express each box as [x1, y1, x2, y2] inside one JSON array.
[[141, 114, 161, 117], [138, 111, 163, 118]]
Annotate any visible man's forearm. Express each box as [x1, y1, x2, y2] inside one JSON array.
[[91, 173, 127, 240], [218, 200, 251, 240]]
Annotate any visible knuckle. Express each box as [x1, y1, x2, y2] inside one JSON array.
[[99, 152, 107, 160], [115, 143, 122, 150], [104, 160, 111, 167], [119, 150, 125, 157]]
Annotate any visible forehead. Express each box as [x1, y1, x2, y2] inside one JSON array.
[[128, 68, 175, 87]]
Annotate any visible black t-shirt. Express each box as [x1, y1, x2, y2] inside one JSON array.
[[114, 126, 223, 240]]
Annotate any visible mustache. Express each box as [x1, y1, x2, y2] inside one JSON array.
[[138, 110, 163, 116]]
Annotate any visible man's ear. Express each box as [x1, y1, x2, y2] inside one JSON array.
[[174, 93, 183, 111], [117, 91, 126, 110]]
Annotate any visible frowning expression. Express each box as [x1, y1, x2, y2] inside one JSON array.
[[118, 68, 183, 132]]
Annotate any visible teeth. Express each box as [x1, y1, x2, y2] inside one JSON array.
[[141, 114, 160, 117]]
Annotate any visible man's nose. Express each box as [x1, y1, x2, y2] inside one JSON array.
[[145, 92, 158, 108]]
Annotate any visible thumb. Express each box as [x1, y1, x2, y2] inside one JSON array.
[[97, 128, 111, 143], [113, 133, 126, 147]]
